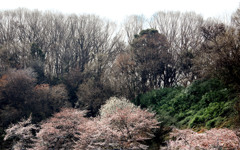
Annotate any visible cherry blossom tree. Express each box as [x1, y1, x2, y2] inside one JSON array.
[[4, 115, 38, 150], [75, 97, 159, 150], [167, 128, 240, 149], [33, 108, 86, 150], [99, 97, 136, 117], [24, 97, 159, 150]]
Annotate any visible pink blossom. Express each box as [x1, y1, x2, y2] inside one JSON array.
[[33, 108, 87, 150], [167, 128, 240, 149]]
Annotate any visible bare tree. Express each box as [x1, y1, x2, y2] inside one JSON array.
[[150, 11, 204, 85], [0, 9, 125, 83], [123, 15, 146, 43]]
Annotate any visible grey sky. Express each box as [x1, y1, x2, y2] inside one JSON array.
[[0, 0, 239, 23]]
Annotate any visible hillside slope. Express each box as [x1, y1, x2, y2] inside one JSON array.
[[133, 79, 238, 129]]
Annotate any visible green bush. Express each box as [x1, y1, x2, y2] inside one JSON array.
[[206, 117, 225, 129], [189, 115, 206, 128], [133, 79, 237, 129]]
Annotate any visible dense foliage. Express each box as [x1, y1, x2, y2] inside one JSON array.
[[133, 79, 237, 129]]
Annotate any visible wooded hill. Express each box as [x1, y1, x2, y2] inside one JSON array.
[[0, 7, 240, 149]]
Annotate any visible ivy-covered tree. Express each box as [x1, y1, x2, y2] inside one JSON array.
[[30, 43, 46, 84], [131, 29, 176, 92], [30, 43, 45, 61]]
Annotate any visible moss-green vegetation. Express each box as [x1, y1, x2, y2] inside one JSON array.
[[133, 79, 238, 129]]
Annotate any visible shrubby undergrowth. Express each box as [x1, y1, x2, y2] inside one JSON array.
[[133, 79, 238, 129]]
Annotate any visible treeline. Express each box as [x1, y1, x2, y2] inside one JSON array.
[[1, 9, 240, 98], [1, 7, 240, 149]]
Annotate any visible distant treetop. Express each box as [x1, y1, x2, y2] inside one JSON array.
[[139, 29, 158, 36], [134, 28, 159, 38]]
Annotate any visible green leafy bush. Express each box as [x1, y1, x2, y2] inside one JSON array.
[[133, 79, 237, 129]]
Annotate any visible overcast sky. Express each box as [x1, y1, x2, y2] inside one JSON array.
[[0, 0, 239, 23]]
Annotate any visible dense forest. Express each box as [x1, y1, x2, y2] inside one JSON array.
[[0, 7, 240, 149]]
